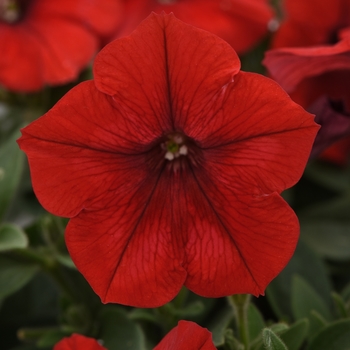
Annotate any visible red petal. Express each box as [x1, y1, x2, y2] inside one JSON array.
[[309, 96, 350, 158], [65, 166, 191, 307], [26, 16, 97, 84], [184, 72, 319, 195], [264, 40, 350, 93], [117, 0, 273, 54], [94, 13, 240, 130], [18, 81, 160, 217], [183, 185, 299, 297], [154, 321, 216, 350], [271, 0, 349, 47], [0, 24, 43, 91], [33, 0, 123, 36], [54, 334, 106, 350]]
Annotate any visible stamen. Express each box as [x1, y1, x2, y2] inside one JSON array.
[[162, 132, 188, 161]]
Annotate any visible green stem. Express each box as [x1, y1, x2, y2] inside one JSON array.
[[12, 248, 78, 302], [228, 294, 251, 350]]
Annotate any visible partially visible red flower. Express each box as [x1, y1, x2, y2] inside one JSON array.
[[18, 13, 319, 307], [0, 0, 123, 92], [272, 0, 350, 48], [320, 137, 350, 166], [263, 36, 350, 158], [54, 334, 106, 350], [115, 0, 274, 54], [154, 321, 216, 350]]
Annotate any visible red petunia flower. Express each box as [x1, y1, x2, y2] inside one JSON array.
[[18, 13, 319, 307], [154, 321, 216, 350], [54, 334, 106, 350], [272, 0, 350, 48], [0, 0, 123, 92], [263, 36, 350, 158], [115, 0, 274, 54]]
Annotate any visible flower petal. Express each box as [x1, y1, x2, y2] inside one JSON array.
[[183, 180, 299, 297], [18, 81, 159, 217], [54, 334, 106, 350], [309, 96, 350, 158], [154, 320, 216, 350], [33, 0, 123, 36], [264, 40, 350, 93], [65, 166, 190, 307], [118, 0, 273, 54], [0, 24, 43, 91], [94, 13, 240, 131], [185, 71, 319, 194], [26, 17, 97, 84]]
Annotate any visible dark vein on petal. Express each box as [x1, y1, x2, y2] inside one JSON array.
[[200, 125, 318, 150], [103, 163, 167, 300], [162, 18, 175, 130], [188, 163, 261, 289]]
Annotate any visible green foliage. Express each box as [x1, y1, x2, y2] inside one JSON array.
[[0, 256, 39, 301], [0, 223, 28, 251], [308, 319, 350, 350], [279, 319, 309, 350], [0, 127, 24, 221], [266, 241, 332, 320], [98, 307, 147, 350], [262, 329, 288, 350]]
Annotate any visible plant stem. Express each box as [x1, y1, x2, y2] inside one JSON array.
[[228, 294, 251, 350]]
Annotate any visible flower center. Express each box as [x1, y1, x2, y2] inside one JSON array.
[[162, 133, 188, 161], [0, 0, 24, 23]]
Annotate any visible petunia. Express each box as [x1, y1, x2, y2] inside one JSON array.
[[0, 0, 123, 92], [115, 0, 274, 54], [272, 0, 350, 48], [18, 13, 319, 307], [54, 334, 106, 350], [54, 321, 215, 350], [263, 35, 350, 158], [154, 320, 216, 350]]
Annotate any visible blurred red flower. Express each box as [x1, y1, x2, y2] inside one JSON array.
[[272, 0, 350, 48], [54, 321, 214, 350], [18, 13, 318, 307], [115, 0, 274, 54], [264, 33, 350, 159], [0, 0, 123, 92], [54, 334, 106, 350], [154, 321, 216, 350]]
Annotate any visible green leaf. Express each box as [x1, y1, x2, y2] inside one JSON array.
[[331, 292, 348, 318], [266, 241, 332, 320], [224, 329, 244, 350], [308, 319, 350, 350], [251, 323, 288, 350], [291, 275, 332, 322], [279, 319, 309, 350], [0, 256, 39, 300], [55, 254, 76, 269], [98, 307, 146, 350], [299, 194, 350, 221], [208, 306, 234, 347], [301, 220, 350, 260], [129, 308, 160, 325], [248, 303, 265, 342], [0, 128, 24, 221], [36, 330, 68, 348], [0, 223, 28, 251], [305, 162, 350, 192], [262, 329, 288, 350]]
